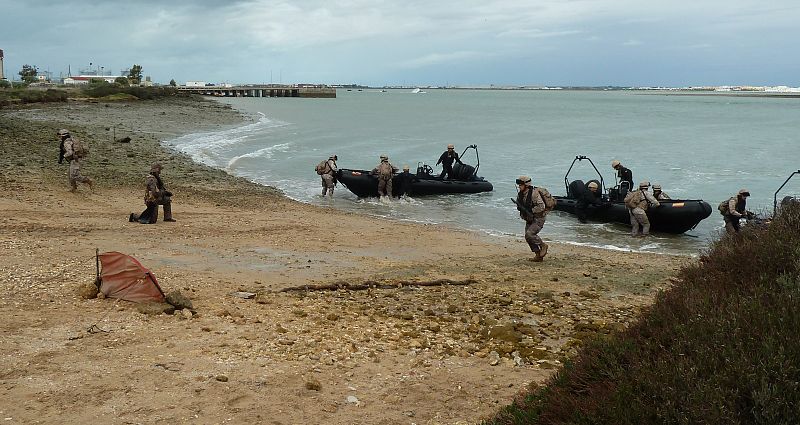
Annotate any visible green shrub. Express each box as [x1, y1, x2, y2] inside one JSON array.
[[0, 88, 68, 107], [487, 205, 800, 424]]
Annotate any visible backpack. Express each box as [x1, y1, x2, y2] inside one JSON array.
[[64, 137, 89, 160], [378, 162, 393, 179], [624, 190, 639, 209], [535, 186, 556, 212], [315, 160, 329, 175], [718, 199, 730, 215]]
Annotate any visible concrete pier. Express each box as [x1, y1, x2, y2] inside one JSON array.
[[177, 85, 335, 98]]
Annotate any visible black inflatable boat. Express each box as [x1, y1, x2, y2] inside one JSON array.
[[336, 145, 493, 198], [554, 156, 712, 234]]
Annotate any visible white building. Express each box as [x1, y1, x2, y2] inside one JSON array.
[[185, 81, 206, 87], [63, 75, 120, 85]]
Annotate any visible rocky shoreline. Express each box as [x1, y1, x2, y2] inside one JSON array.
[[0, 97, 686, 424]]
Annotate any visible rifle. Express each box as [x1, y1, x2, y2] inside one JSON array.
[[511, 197, 534, 217]]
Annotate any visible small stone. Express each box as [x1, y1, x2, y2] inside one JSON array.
[[230, 291, 256, 299], [136, 302, 176, 316], [181, 309, 193, 320], [488, 351, 501, 366], [326, 313, 340, 321], [346, 395, 360, 405], [526, 305, 544, 315], [305, 378, 322, 391], [583, 272, 591, 277], [215, 375, 229, 382], [166, 290, 193, 310], [77, 283, 99, 299], [512, 351, 526, 367]]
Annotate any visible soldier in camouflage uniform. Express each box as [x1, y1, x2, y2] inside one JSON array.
[[625, 181, 660, 236], [516, 175, 549, 261], [59, 129, 94, 193], [652, 184, 671, 200], [720, 188, 752, 233], [371, 155, 398, 198], [129, 163, 175, 224], [320, 155, 338, 197]]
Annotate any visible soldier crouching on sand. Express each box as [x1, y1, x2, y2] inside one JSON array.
[[59, 129, 94, 193], [129, 163, 175, 224], [516, 175, 549, 262]]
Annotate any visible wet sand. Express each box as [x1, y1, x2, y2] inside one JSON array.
[[0, 97, 687, 424]]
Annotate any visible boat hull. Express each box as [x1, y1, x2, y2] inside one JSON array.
[[337, 169, 493, 198], [555, 197, 712, 234]]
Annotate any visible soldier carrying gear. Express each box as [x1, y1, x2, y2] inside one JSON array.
[[371, 155, 398, 198], [319, 154, 338, 197], [652, 184, 671, 200], [61, 129, 94, 193], [624, 180, 660, 236], [611, 159, 634, 193], [720, 188, 753, 234], [515, 175, 549, 262], [129, 163, 176, 224], [436, 143, 463, 180]]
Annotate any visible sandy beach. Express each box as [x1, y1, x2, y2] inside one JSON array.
[[0, 97, 687, 424]]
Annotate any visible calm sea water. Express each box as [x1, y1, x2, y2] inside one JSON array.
[[166, 89, 800, 255]]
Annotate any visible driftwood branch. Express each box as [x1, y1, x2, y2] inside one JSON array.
[[279, 278, 478, 293]]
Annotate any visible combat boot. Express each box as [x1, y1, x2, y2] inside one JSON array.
[[163, 202, 176, 222], [539, 242, 549, 258]]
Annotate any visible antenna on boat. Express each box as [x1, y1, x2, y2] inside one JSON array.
[[774, 170, 800, 212], [564, 155, 605, 197]]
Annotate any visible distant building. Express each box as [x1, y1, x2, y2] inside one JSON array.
[[63, 75, 120, 85], [0, 49, 4, 80], [185, 81, 206, 87]]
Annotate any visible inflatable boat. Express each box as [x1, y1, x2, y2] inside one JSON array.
[[554, 156, 712, 234], [336, 145, 493, 198]]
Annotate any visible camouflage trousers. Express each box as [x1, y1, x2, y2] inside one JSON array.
[[524, 216, 546, 252], [724, 215, 741, 233], [69, 158, 91, 190], [321, 174, 335, 197], [629, 207, 650, 236], [378, 177, 393, 197]]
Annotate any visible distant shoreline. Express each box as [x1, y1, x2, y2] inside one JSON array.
[[633, 91, 800, 99], [340, 86, 800, 97]]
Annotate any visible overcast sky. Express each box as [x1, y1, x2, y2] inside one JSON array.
[[2, 0, 798, 87]]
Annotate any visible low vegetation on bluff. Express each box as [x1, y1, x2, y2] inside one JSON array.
[[0, 83, 182, 107], [488, 205, 800, 424]]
